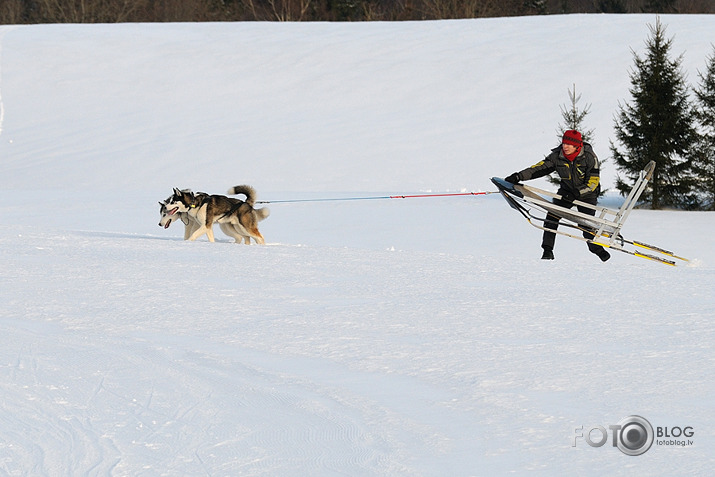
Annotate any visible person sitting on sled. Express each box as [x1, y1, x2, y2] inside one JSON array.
[[504, 129, 610, 262]]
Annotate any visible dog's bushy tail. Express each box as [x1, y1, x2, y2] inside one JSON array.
[[227, 185, 257, 206], [255, 207, 270, 221]]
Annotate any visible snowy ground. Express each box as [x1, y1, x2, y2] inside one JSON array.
[[1, 14, 714, 476]]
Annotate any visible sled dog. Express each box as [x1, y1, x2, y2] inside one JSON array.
[[159, 195, 200, 240], [161, 185, 269, 244]]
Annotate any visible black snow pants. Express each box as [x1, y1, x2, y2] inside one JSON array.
[[541, 194, 606, 256]]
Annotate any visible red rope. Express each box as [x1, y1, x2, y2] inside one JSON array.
[[389, 191, 493, 199], [257, 191, 495, 204]]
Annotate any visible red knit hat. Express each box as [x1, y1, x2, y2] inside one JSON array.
[[562, 129, 583, 147]]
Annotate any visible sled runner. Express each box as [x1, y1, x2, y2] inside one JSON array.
[[491, 161, 688, 266]]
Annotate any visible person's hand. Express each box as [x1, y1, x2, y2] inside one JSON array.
[[505, 173, 521, 184]]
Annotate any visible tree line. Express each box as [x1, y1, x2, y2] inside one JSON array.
[[561, 18, 715, 210], [1, 0, 714, 23]]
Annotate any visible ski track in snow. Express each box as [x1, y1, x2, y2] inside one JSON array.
[[1, 217, 713, 475]]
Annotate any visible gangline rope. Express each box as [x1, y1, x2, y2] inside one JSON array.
[[255, 191, 497, 204]]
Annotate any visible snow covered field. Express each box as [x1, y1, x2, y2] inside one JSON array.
[[1, 14, 714, 476]]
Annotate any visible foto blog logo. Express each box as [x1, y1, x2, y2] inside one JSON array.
[[573, 415, 654, 456], [573, 415, 695, 456]]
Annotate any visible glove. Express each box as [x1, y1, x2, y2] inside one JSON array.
[[505, 173, 521, 184]]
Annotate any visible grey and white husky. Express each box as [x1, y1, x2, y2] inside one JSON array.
[[159, 185, 269, 244]]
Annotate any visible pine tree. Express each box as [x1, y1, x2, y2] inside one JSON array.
[[549, 84, 599, 188], [610, 17, 697, 209], [693, 46, 715, 210], [557, 83, 594, 142]]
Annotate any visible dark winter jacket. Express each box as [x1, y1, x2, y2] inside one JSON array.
[[516, 142, 601, 200]]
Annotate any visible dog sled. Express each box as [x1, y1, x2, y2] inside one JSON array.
[[491, 161, 688, 266]]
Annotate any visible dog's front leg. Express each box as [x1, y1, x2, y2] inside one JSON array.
[[184, 222, 196, 240], [188, 226, 209, 241]]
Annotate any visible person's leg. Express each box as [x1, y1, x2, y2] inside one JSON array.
[[540, 197, 571, 259], [577, 198, 610, 262]]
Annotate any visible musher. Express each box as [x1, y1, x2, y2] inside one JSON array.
[[504, 129, 610, 262]]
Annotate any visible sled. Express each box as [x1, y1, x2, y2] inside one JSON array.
[[491, 161, 688, 266]]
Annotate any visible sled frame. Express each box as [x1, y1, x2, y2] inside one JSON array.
[[491, 161, 688, 265], [511, 160, 655, 245]]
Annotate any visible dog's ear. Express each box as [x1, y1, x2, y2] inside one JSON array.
[[173, 188, 182, 196]]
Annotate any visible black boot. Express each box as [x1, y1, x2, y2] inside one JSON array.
[[541, 248, 554, 260], [597, 249, 611, 262]]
